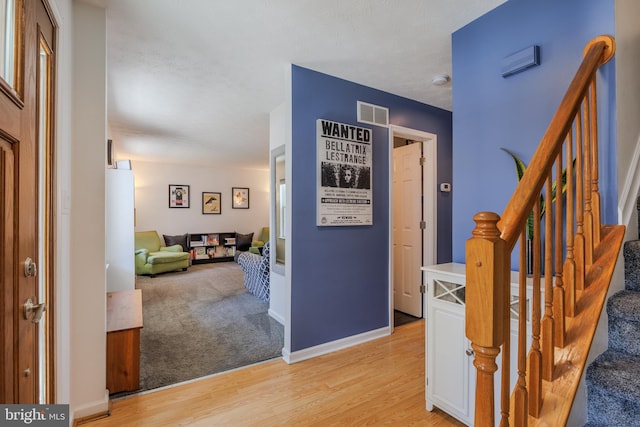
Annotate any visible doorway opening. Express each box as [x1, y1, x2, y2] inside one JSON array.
[[389, 126, 437, 328]]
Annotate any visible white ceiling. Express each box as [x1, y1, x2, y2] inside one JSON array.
[[105, 0, 506, 169]]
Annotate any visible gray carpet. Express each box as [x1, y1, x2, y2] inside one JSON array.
[[585, 235, 640, 425], [132, 262, 284, 394]]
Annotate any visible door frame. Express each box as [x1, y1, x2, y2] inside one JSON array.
[[388, 125, 437, 330]]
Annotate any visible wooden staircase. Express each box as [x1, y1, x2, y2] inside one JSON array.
[[464, 35, 623, 426]]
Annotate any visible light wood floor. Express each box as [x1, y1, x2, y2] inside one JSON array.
[[81, 320, 465, 426]]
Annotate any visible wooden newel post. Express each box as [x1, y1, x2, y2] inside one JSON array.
[[466, 212, 509, 427]]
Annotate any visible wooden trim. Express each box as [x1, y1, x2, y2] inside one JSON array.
[[14, 0, 25, 101], [73, 407, 111, 427], [0, 79, 25, 109], [0, 139, 15, 403]]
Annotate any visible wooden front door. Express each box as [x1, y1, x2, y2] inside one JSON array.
[[0, 0, 56, 404]]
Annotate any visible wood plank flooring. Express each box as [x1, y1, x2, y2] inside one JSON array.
[[80, 320, 465, 426]]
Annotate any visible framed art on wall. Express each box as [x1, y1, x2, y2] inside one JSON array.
[[232, 187, 249, 209], [202, 192, 221, 214], [169, 184, 190, 208]]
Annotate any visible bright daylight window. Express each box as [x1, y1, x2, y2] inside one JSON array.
[[0, 0, 16, 87]]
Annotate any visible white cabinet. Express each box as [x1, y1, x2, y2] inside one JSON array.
[[106, 168, 135, 292], [424, 263, 473, 424], [423, 263, 543, 426]]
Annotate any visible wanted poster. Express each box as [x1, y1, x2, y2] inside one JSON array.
[[317, 119, 372, 226]]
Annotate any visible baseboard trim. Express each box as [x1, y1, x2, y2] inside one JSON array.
[[268, 308, 285, 325], [73, 390, 110, 425], [619, 132, 640, 226], [283, 326, 390, 364]]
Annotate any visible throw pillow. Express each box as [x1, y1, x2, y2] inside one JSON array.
[[235, 232, 254, 251], [163, 234, 188, 252]]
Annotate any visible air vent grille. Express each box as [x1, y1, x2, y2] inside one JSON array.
[[357, 101, 389, 127]]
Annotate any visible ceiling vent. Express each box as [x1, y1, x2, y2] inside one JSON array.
[[357, 101, 389, 127]]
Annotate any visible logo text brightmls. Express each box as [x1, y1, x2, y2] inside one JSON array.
[[1, 405, 68, 426], [5, 408, 46, 424]]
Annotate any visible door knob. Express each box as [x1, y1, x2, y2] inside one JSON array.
[[24, 257, 37, 277], [23, 298, 46, 323]]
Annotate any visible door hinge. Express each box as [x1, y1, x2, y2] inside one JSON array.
[[419, 156, 426, 166], [420, 284, 426, 294], [419, 221, 426, 229]]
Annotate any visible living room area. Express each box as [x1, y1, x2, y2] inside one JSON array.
[[105, 157, 284, 396]]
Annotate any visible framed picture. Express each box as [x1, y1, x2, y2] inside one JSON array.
[[202, 192, 221, 214], [232, 187, 250, 209], [169, 184, 190, 208]]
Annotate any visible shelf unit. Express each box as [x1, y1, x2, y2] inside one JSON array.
[[188, 232, 236, 264]]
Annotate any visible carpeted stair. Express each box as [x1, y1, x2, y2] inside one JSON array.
[[585, 233, 640, 425]]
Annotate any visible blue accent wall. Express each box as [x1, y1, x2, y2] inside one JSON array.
[[290, 65, 452, 351], [451, 0, 616, 263]]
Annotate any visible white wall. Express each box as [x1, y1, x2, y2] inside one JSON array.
[[50, 0, 71, 410], [614, 0, 640, 189], [69, 0, 109, 421], [268, 101, 288, 326], [615, 0, 640, 229], [132, 160, 269, 238], [268, 64, 292, 354], [106, 169, 135, 292]]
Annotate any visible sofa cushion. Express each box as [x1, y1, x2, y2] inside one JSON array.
[[148, 251, 190, 264], [163, 234, 188, 252], [236, 232, 254, 251]]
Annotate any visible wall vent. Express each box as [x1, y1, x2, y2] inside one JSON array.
[[357, 101, 389, 127]]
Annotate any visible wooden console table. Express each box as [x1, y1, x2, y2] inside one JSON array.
[[106, 289, 143, 394]]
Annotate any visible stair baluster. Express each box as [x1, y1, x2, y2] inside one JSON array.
[[554, 151, 567, 348], [565, 130, 577, 317], [589, 82, 602, 246], [583, 98, 595, 267]]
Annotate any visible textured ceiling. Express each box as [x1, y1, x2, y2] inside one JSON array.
[[106, 0, 506, 168]]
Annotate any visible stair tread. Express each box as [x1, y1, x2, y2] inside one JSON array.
[[587, 350, 640, 402], [607, 290, 640, 321]]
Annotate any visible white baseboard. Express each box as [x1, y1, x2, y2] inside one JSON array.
[[72, 390, 110, 422], [268, 308, 285, 325], [619, 132, 640, 226], [283, 326, 390, 364]]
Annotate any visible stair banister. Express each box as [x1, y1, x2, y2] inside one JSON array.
[[498, 36, 614, 250], [465, 35, 617, 427]]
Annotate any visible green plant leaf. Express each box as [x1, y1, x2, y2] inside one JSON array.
[[501, 148, 576, 241], [500, 147, 528, 181]]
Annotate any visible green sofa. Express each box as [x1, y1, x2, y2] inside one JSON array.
[[134, 230, 190, 277], [249, 227, 269, 255]]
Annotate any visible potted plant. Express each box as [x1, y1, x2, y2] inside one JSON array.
[[501, 148, 573, 274]]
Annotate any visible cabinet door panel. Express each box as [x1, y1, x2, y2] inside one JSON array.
[[431, 304, 469, 417]]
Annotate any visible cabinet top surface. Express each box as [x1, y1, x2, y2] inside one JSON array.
[[421, 262, 466, 276], [107, 289, 143, 332], [421, 262, 551, 289]]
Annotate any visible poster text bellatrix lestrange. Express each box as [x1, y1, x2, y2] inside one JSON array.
[[324, 140, 367, 164]]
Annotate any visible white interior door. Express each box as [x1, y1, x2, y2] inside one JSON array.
[[393, 143, 423, 316]]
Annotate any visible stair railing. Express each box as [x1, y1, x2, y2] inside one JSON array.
[[465, 35, 623, 426]]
